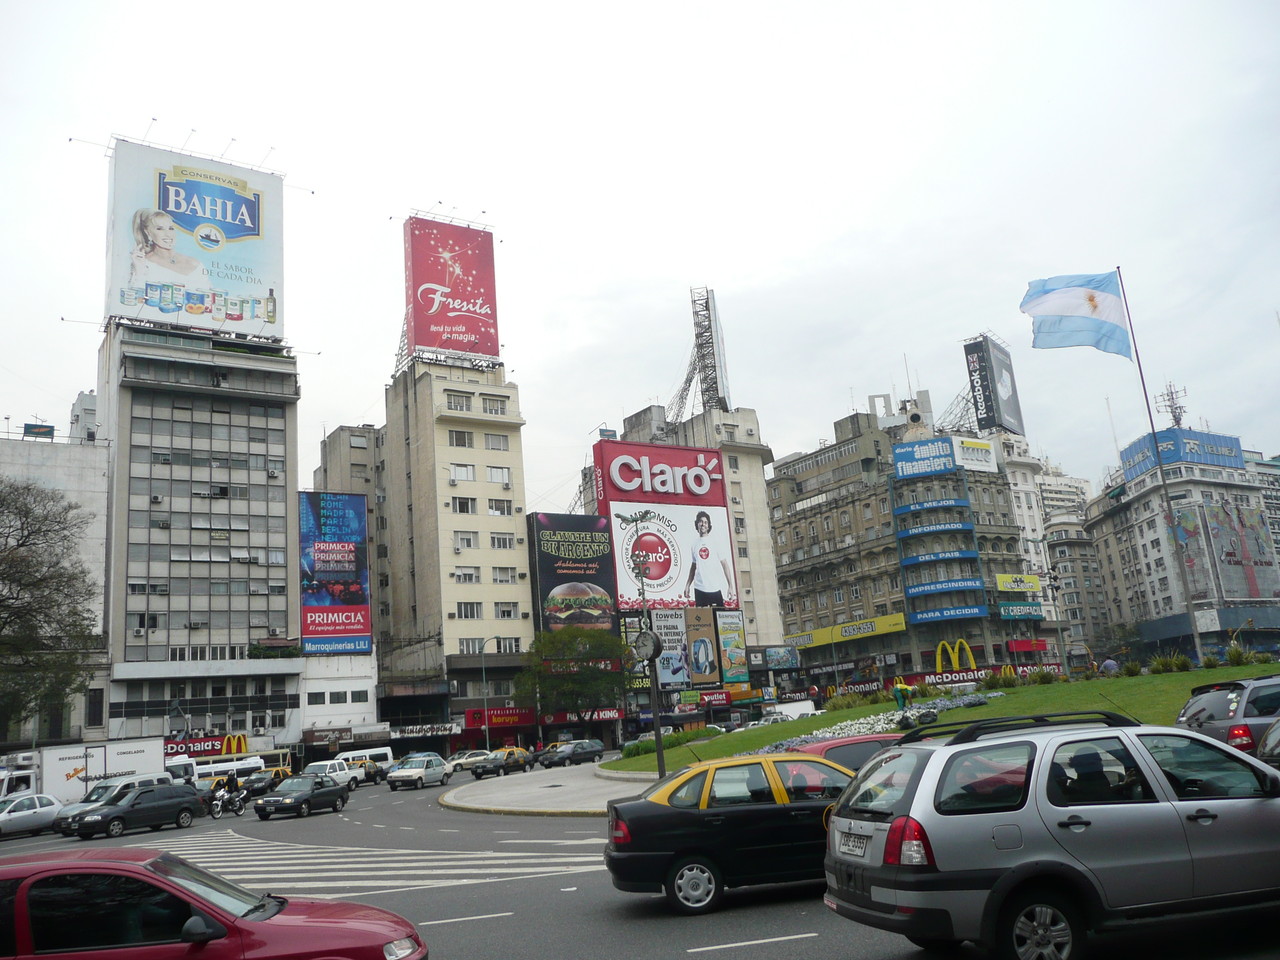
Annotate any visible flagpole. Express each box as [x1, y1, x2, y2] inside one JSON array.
[[1115, 266, 1206, 663]]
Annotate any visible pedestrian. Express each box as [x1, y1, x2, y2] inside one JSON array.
[[1100, 657, 1119, 676]]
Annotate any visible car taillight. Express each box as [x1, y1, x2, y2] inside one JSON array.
[[609, 814, 631, 845], [883, 816, 934, 867], [1227, 725, 1256, 751]]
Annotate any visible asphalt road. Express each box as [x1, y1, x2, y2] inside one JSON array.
[[6, 764, 1280, 960]]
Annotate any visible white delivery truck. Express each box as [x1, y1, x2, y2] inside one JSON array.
[[762, 699, 818, 721], [0, 737, 167, 804]]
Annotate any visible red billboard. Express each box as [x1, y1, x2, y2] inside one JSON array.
[[403, 217, 499, 359], [591, 440, 737, 612]]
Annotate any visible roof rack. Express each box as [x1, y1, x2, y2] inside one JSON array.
[[897, 711, 1140, 746]]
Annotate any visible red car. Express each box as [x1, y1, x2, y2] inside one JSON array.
[[792, 732, 903, 773], [0, 847, 427, 959]]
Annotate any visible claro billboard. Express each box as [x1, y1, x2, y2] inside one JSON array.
[[403, 216, 499, 360], [106, 139, 284, 337], [592, 440, 738, 611]]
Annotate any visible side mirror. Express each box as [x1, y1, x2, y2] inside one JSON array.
[[181, 913, 226, 943], [1266, 772, 1280, 798]]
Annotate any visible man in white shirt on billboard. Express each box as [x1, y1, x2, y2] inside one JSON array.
[[683, 510, 734, 607]]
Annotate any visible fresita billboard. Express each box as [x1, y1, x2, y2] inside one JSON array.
[[592, 440, 738, 612], [403, 217, 499, 360]]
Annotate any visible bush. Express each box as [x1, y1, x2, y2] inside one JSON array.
[[822, 692, 869, 712], [1120, 660, 1144, 677], [1026, 668, 1058, 685], [981, 671, 1019, 690], [1200, 654, 1220, 669], [1172, 654, 1193, 672], [1226, 645, 1255, 667], [620, 729, 704, 760], [1256, 652, 1274, 664], [913, 681, 944, 700], [1148, 655, 1175, 675]]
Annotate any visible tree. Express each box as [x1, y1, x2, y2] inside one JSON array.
[[512, 627, 629, 726], [0, 477, 101, 734]]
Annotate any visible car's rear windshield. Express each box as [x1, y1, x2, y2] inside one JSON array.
[[1178, 687, 1242, 723], [833, 749, 924, 820]]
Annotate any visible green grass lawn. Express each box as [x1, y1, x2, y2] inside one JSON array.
[[604, 663, 1280, 775]]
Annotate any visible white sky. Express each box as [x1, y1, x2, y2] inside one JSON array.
[[3, 1, 1277, 512]]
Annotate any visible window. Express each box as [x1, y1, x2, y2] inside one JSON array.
[[708, 762, 773, 806], [28, 873, 192, 951], [451, 463, 475, 482], [491, 532, 515, 549], [727, 455, 739, 470], [936, 743, 1032, 814], [446, 392, 472, 411], [349, 434, 369, 449], [487, 465, 511, 484], [484, 433, 509, 451], [452, 497, 477, 514], [495, 602, 519, 619], [493, 566, 517, 584], [329, 691, 348, 704], [454, 566, 480, 583], [351, 690, 369, 703], [448, 430, 474, 448], [488, 499, 513, 516], [457, 602, 483, 619], [495, 636, 521, 654], [482, 396, 506, 415], [454, 530, 478, 549]]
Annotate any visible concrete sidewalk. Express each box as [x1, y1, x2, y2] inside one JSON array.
[[437, 759, 658, 817]]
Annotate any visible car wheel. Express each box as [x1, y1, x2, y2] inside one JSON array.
[[349, 778, 360, 793], [996, 887, 1085, 960], [473, 771, 481, 779], [106, 818, 126, 839], [176, 809, 193, 829], [149, 824, 164, 832], [389, 782, 399, 791], [334, 796, 345, 812], [664, 856, 724, 915], [415, 777, 424, 790], [906, 937, 966, 955], [297, 801, 311, 818], [257, 813, 271, 820], [441, 773, 451, 786]]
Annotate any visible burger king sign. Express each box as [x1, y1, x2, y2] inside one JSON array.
[[592, 440, 738, 611]]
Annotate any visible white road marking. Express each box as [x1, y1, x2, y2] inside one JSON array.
[[419, 912, 515, 925], [688, 934, 819, 953]]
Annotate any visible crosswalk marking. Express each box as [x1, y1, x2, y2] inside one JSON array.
[[135, 829, 605, 899]]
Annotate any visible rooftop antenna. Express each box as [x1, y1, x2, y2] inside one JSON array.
[[1154, 382, 1187, 429]]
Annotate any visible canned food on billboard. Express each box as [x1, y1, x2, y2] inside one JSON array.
[[145, 282, 162, 306], [120, 286, 141, 306], [226, 296, 243, 321], [184, 289, 207, 314], [210, 289, 227, 320]]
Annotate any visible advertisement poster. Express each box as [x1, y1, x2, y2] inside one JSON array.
[[686, 607, 721, 688], [403, 217, 499, 360], [106, 140, 284, 337], [964, 337, 1025, 436], [592, 440, 737, 611], [300, 493, 371, 655], [765, 646, 801, 669], [716, 609, 749, 684], [1121, 428, 1245, 483], [1204, 503, 1280, 599], [653, 609, 690, 692], [527, 513, 617, 634]]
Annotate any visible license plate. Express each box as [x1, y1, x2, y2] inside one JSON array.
[[839, 831, 867, 857]]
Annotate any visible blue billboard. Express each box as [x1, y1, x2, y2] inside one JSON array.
[[1120, 428, 1245, 483]]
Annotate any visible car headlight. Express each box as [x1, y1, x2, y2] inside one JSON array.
[[84, 815, 102, 822], [383, 937, 418, 960], [281, 797, 295, 804]]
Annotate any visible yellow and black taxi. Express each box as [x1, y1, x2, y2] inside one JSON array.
[[471, 747, 533, 779], [605, 753, 854, 914]]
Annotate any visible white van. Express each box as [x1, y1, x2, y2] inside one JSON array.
[[335, 747, 395, 784]]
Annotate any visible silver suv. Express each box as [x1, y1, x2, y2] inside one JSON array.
[[1175, 673, 1280, 754], [823, 711, 1280, 959]]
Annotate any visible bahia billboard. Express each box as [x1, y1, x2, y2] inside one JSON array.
[[300, 493, 371, 655], [106, 140, 284, 337], [591, 440, 738, 612], [404, 217, 499, 361], [527, 513, 618, 634], [964, 336, 1025, 435]]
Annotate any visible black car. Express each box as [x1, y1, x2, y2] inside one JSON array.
[[542, 740, 604, 767], [241, 770, 286, 798], [472, 748, 533, 779], [74, 783, 203, 839], [254, 775, 349, 819], [1176, 673, 1280, 754]]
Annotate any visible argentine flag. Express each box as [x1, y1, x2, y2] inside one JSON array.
[[1019, 271, 1131, 359]]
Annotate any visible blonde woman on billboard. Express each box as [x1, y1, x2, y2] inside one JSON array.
[[683, 510, 734, 607], [129, 209, 204, 283]]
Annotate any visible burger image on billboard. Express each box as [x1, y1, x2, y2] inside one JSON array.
[[545, 583, 613, 630]]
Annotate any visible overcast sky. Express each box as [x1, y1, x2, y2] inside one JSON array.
[[3, 1, 1277, 512]]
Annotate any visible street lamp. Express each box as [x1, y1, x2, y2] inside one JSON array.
[[479, 635, 503, 751]]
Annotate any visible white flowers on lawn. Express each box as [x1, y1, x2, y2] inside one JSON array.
[[745, 692, 1007, 755]]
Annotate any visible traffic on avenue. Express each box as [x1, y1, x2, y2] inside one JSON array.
[[4, 761, 1279, 960]]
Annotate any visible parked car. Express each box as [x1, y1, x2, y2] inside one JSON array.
[[0, 793, 62, 838], [605, 753, 854, 914], [824, 710, 1280, 958], [75, 783, 203, 840], [471, 747, 533, 779], [254, 774, 349, 819], [528, 741, 570, 765], [240, 767, 291, 798], [0, 847, 426, 959], [793, 732, 903, 773], [302, 759, 361, 793], [1175, 673, 1280, 753], [387, 751, 432, 774], [542, 740, 604, 767], [387, 754, 450, 790], [444, 749, 491, 774], [53, 773, 176, 836]]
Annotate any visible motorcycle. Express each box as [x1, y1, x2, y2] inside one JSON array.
[[208, 786, 247, 819]]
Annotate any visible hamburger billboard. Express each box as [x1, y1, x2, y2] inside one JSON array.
[[591, 440, 738, 612], [106, 140, 284, 337], [527, 513, 618, 634], [403, 216, 499, 361]]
